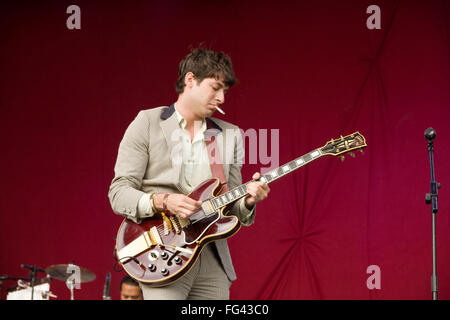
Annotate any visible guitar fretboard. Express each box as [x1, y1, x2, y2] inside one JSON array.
[[210, 149, 323, 210]]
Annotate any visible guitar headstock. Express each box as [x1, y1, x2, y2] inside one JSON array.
[[320, 132, 367, 159]]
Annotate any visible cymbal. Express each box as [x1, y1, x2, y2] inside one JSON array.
[[45, 264, 96, 283]]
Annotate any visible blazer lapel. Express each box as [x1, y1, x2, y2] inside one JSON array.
[[159, 105, 185, 193]]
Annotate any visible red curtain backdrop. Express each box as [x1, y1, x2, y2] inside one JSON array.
[[1, 0, 449, 300]]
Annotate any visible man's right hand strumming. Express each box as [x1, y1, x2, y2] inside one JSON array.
[[153, 193, 202, 219]]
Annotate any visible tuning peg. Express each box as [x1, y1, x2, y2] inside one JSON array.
[[340, 155, 345, 162]]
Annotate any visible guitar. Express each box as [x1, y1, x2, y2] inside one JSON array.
[[115, 132, 367, 286]]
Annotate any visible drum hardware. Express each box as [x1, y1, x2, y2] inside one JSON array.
[[45, 264, 96, 300], [20, 264, 46, 300], [3, 263, 96, 300], [4, 275, 54, 300]]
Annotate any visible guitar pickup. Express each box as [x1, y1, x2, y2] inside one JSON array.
[[149, 226, 163, 246], [161, 212, 172, 235], [201, 200, 215, 215], [170, 216, 181, 234]]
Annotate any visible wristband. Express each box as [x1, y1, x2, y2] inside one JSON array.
[[163, 193, 169, 212], [149, 193, 158, 213]]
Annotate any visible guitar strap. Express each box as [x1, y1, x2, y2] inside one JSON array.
[[205, 131, 229, 194]]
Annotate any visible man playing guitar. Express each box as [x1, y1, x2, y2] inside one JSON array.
[[108, 47, 270, 300]]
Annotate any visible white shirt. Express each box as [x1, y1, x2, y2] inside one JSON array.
[[137, 106, 212, 215]]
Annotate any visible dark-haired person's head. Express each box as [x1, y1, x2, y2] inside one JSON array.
[[174, 47, 237, 120], [175, 47, 237, 95], [120, 275, 143, 300]]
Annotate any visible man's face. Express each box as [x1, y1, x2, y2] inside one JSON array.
[[187, 75, 228, 119], [120, 283, 143, 300]]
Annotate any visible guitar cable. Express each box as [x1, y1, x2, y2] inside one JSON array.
[[112, 248, 145, 272], [167, 250, 181, 266]]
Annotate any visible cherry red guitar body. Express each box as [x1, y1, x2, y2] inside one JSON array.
[[115, 178, 241, 287]]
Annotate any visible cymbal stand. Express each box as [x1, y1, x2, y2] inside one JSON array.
[[66, 273, 75, 300]]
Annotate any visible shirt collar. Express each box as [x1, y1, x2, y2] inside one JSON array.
[[174, 104, 207, 134], [162, 103, 222, 136]]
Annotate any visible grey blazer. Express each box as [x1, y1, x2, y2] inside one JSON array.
[[108, 104, 256, 281]]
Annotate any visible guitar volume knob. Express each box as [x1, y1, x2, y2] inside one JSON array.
[[161, 268, 169, 276], [174, 256, 182, 264]]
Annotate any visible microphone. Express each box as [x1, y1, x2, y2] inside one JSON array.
[[102, 272, 111, 300], [20, 264, 46, 273], [424, 127, 436, 143]]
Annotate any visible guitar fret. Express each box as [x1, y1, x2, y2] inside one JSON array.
[[261, 150, 322, 184], [295, 158, 304, 166], [311, 150, 320, 158], [288, 161, 296, 169], [211, 148, 325, 209]]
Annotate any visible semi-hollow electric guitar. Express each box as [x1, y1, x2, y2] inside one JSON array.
[[115, 132, 367, 287]]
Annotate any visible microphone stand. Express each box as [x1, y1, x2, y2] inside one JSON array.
[[424, 128, 440, 300], [30, 266, 37, 301], [102, 272, 111, 300]]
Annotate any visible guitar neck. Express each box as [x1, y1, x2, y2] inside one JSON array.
[[209, 148, 323, 210]]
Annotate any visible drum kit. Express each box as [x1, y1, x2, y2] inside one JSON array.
[[2, 263, 97, 300]]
